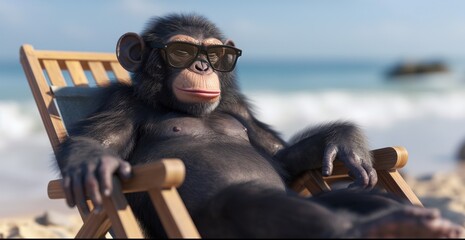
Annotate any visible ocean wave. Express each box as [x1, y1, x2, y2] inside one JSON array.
[[244, 90, 465, 137], [2, 90, 465, 139], [0, 101, 42, 139], [1, 89, 465, 177]]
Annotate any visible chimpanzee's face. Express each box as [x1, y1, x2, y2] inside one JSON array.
[[165, 34, 223, 105]]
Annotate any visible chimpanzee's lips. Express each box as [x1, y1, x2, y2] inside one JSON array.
[[176, 87, 221, 98]]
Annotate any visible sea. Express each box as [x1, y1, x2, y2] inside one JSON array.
[[1, 57, 465, 217]]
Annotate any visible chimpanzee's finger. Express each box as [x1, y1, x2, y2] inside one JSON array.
[[72, 169, 90, 215], [117, 160, 132, 181], [362, 161, 378, 189], [98, 155, 119, 197], [322, 144, 338, 176], [345, 153, 370, 189], [84, 163, 102, 212], [62, 174, 75, 208]]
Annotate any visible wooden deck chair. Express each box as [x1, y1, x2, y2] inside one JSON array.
[[19, 44, 422, 238]]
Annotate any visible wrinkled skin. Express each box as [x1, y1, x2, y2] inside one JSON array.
[[56, 13, 464, 238]]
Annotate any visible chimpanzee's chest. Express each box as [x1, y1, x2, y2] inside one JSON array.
[[147, 112, 249, 142]]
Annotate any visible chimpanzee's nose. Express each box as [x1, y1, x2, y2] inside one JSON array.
[[195, 61, 209, 71], [191, 60, 212, 74]]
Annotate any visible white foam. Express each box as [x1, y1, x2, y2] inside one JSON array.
[[245, 90, 465, 176], [1, 89, 464, 189], [246, 90, 465, 137], [0, 101, 41, 147]]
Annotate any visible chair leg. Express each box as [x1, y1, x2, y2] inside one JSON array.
[[148, 187, 201, 238], [377, 170, 423, 206], [291, 169, 332, 196], [76, 210, 112, 238], [101, 178, 144, 238]]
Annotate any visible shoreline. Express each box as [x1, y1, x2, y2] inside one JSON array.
[[1, 170, 465, 238]]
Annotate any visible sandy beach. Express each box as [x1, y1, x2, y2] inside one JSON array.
[[0, 212, 81, 238], [1, 169, 465, 238], [2, 1, 465, 238]]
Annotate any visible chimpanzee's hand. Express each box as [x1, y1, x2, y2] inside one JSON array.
[[316, 122, 377, 189], [61, 155, 132, 213], [322, 143, 377, 189]]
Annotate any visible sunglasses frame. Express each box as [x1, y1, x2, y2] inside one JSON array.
[[149, 41, 242, 72]]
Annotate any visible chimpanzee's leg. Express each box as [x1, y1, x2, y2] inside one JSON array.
[[311, 187, 407, 215], [193, 182, 354, 238], [193, 182, 464, 238]]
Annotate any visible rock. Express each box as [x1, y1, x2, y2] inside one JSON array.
[[35, 210, 75, 228], [457, 140, 465, 161], [7, 225, 20, 238], [386, 60, 449, 78]]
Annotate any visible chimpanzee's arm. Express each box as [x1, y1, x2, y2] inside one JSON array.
[[225, 97, 376, 189], [220, 94, 287, 156], [56, 84, 140, 212], [274, 122, 377, 188]]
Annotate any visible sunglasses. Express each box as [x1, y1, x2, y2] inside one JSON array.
[[149, 41, 242, 72]]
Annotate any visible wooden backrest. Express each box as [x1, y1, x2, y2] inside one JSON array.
[[19, 44, 131, 154], [21, 44, 201, 238]]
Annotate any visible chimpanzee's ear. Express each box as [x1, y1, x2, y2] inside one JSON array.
[[224, 39, 236, 47], [116, 32, 145, 72]]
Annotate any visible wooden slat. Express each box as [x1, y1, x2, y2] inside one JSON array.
[[76, 210, 112, 238], [88, 61, 110, 86], [42, 60, 67, 86], [35, 50, 118, 62], [20, 44, 67, 154], [329, 147, 408, 177], [292, 147, 405, 194], [149, 188, 200, 238], [122, 159, 185, 191], [373, 146, 408, 169], [48, 159, 185, 199], [110, 62, 131, 84], [289, 174, 311, 196], [323, 175, 352, 186], [303, 170, 331, 195], [377, 170, 423, 206], [65, 60, 89, 86], [102, 178, 144, 238], [292, 146, 422, 206]]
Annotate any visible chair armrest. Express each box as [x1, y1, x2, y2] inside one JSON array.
[[330, 146, 409, 177], [47, 158, 200, 238], [291, 146, 422, 206], [48, 158, 185, 199]]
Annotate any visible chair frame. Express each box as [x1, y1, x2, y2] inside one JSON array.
[[19, 44, 422, 238]]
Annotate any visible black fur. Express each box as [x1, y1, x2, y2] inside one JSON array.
[[56, 13, 416, 238]]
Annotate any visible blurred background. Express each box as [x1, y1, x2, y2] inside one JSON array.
[[2, 0, 465, 217]]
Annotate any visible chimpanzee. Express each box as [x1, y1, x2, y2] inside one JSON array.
[[55, 13, 464, 238]]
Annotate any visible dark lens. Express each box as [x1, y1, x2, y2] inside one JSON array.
[[207, 47, 223, 64], [166, 42, 198, 68], [208, 46, 238, 72]]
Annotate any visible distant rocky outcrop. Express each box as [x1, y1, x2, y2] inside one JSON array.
[[386, 60, 449, 78], [458, 140, 465, 161]]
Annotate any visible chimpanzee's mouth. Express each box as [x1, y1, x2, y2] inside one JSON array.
[[176, 87, 220, 98]]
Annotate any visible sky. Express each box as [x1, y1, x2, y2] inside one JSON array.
[[2, 0, 465, 63]]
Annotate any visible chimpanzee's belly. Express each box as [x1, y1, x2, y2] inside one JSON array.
[[133, 135, 286, 188], [129, 112, 287, 211], [138, 136, 287, 212]]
